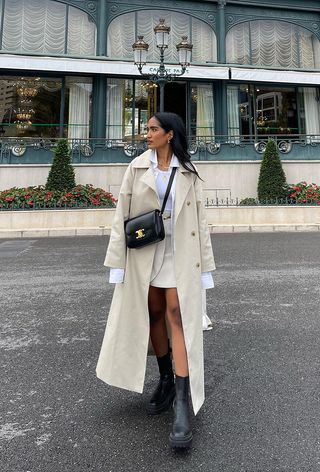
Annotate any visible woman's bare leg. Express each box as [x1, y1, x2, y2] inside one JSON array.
[[165, 288, 188, 377], [147, 286, 175, 415], [148, 286, 168, 357]]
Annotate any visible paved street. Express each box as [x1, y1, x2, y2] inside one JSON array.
[[1, 233, 320, 472]]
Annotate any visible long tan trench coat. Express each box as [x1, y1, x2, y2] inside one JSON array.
[[96, 150, 215, 415]]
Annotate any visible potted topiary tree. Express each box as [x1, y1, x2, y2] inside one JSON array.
[[257, 139, 287, 204], [46, 138, 76, 192]]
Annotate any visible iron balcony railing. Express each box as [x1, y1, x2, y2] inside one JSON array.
[[1, 133, 320, 160]]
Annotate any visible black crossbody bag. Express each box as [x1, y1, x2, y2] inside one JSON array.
[[124, 167, 177, 249]]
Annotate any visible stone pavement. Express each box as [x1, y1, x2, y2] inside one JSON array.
[[1, 233, 320, 472]]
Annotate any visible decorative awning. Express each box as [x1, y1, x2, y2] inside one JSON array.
[[0, 54, 229, 79], [2, 54, 319, 84], [230, 67, 320, 85]]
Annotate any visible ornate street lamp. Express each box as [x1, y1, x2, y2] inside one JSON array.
[[132, 19, 193, 112]]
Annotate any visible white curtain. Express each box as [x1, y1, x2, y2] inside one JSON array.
[[2, 0, 66, 54], [195, 84, 215, 138], [68, 83, 91, 140], [67, 7, 96, 56], [312, 36, 320, 68], [302, 87, 320, 142], [106, 79, 124, 141], [226, 22, 250, 65], [227, 20, 320, 69], [192, 18, 217, 63], [251, 21, 300, 68], [107, 10, 216, 63], [1, 0, 96, 56], [107, 12, 135, 59], [227, 86, 240, 142]]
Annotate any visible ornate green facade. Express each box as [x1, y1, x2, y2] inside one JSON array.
[[0, 0, 320, 164]]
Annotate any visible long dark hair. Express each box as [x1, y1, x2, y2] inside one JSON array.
[[152, 112, 201, 179]]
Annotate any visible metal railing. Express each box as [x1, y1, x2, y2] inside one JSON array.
[[0, 201, 115, 211], [205, 197, 320, 207], [1, 197, 319, 211], [1, 133, 320, 160]]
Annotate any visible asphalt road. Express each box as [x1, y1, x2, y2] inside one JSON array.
[[1, 233, 320, 472]]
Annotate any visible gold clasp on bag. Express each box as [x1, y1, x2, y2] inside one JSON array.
[[135, 228, 145, 239]]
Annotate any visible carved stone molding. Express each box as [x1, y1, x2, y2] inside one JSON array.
[[217, 0, 227, 9], [86, 1, 97, 12], [106, 1, 217, 29], [226, 9, 320, 39], [57, 0, 98, 19]]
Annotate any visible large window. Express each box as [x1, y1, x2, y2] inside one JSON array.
[[190, 84, 215, 138], [107, 10, 216, 63], [0, 76, 92, 139], [0, 0, 96, 56], [65, 77, 92, 140], [106, 79, 156, 141], [298, 87, 320, 140], [227, 84, 320, 140], [226, 20, 320, 69]]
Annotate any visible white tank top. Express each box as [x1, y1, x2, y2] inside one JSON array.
[[154, 169, 173, 211]]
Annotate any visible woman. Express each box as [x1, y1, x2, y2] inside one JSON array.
[[96, 112, 215, 449]]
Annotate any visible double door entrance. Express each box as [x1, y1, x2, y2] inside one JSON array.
[[125, 80, 214, 140]]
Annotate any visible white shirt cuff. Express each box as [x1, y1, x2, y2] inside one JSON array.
[[201, 272, 214, 290], [109, 268, 125, 284]]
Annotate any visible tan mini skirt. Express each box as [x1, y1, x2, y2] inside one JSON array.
[[150, 214, 176, 288]]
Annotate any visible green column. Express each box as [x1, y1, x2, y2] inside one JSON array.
[[59, 77, 66, 138], [216, 2, 228, 137], [92, 76, 106, 139], [97, 0, 107, 56], [215, 81, 228, 138], [217, 0, 226, 64], [93, 0, 107, 139]]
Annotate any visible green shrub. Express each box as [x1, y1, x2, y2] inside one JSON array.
[[46, 138, 76, 192], [257, 139, 287, 203]]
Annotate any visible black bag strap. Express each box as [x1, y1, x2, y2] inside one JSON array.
[[160, 167, 177, 215]]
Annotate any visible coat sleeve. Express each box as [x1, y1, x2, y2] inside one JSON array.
[[104, 164, 134, 268], [195, 176, 216, 273]]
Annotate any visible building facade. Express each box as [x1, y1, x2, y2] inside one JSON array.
[[0, 0, 320, 198]]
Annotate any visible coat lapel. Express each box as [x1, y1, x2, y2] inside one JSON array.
[[139, 166, 160, 207], [174, 169, 192, 223], [139, 165, 157, 193]]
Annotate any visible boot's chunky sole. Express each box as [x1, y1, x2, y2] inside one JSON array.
[[146, 388, 175, 415], [169, 431, 193, 448]]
